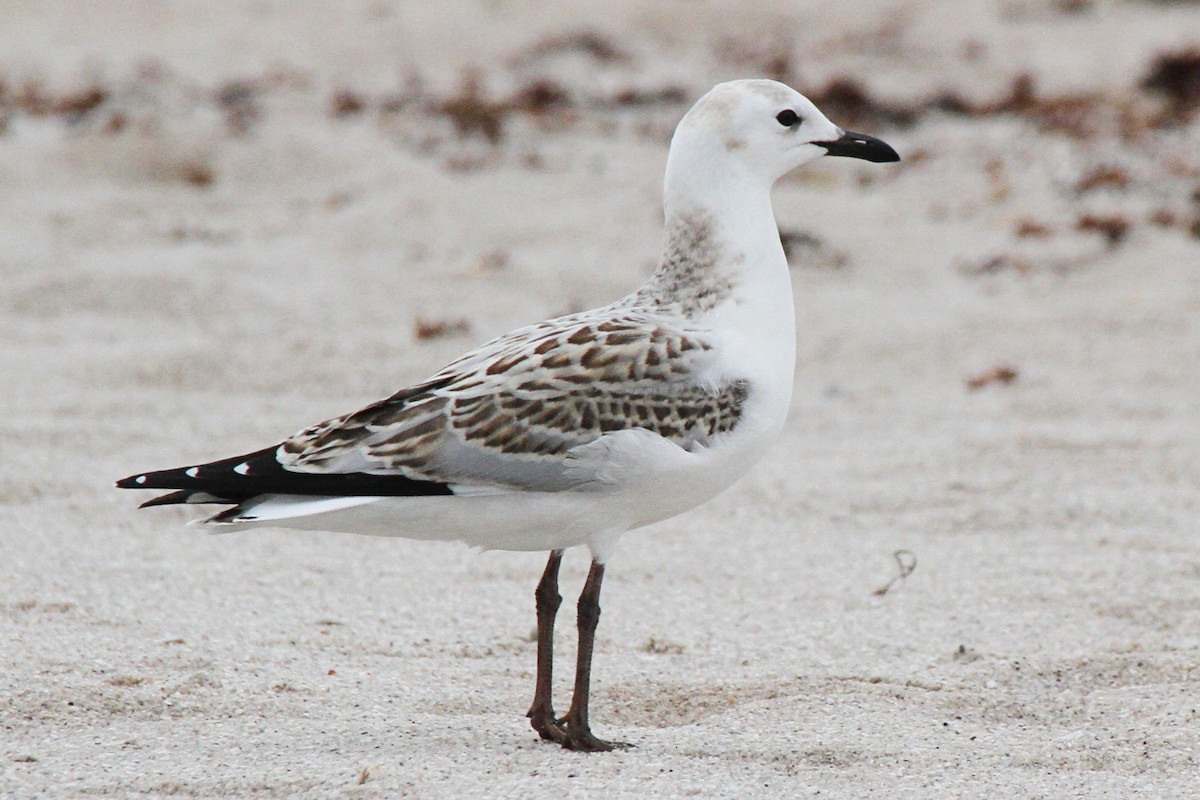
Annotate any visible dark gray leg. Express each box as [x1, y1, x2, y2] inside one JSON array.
[[561, 559, 630, 751], [526, 550, 566, 743]]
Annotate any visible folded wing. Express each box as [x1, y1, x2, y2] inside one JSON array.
[[118, 306, 749, 505], [281, 308, 747, 492]]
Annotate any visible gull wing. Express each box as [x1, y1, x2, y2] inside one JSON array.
[[279, 307, 748, 492]]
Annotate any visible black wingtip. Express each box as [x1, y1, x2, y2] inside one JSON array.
[[116, 474, 148, 490], [116, 445, 454, 502], [138, 490, 195, 508]]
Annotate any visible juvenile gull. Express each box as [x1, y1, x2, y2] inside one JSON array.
[[117, 79, 899, 752]]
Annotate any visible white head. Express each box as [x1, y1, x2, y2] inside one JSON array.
[[665, 80, 899, 198]]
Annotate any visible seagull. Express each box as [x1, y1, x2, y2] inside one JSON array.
[[117, 79, 899, 752]]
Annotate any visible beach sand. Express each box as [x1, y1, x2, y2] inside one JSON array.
[[2, 1, 1198, 797]]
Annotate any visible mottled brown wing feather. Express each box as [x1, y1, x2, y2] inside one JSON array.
[[277, 308, 747, 491]]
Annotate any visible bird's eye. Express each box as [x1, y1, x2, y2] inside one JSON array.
[[775, 109, 801, 127]]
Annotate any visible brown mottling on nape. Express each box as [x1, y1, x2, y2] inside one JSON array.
[[725, 137, 747, 152], [635, 210, 735, 315]]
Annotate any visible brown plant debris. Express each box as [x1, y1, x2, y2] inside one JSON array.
[[1075, 165, 1130, 194], [1076, 213, 1131, 248], [609, 85, 688, 107], [434, 72, 508, 143], [1141, 47, 1200, 122], [508, 79, 572, 114], [960, 254, 1031, 276], [932, 74, 1108, 138], [802, 68, 1179, 139], [101, 111, 128, 134], [474, 249, 510, 273], [778, 228, 848, 269], [1147, 208, 1179, 228], [415, 316, 472, 340], [55, 85, 108, 118], [808, 78, 917, 129], [522, 31, 627, 64], [215, 79, 260, 135], [989, 74, 1099, 137], [779, 228, 822, 261], [1014, 218, 1054, 238], [985, 157, 1010, 201], [180, 162, 216, 188], [1, 79, 109, 121], [760, 50, 794, 85], [714, 37, 795, 84], [966, 364, 1019, 390], [428, 76, 575, 144], [329, 88, 366, 117]]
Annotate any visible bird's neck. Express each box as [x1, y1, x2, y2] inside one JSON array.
[[637, 153, 788, 321]]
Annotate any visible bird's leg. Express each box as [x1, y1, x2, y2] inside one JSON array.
[[526, 549, 566, 743], [560, 559, 631, 752]]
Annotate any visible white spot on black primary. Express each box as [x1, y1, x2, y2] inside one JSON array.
[[116, 443, 455, 501], [185, 467, 199, 478]]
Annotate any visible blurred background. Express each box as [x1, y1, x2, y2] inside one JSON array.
[[2, 1, 1198, 796]]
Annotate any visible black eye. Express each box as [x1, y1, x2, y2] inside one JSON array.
[[775, 109, 801, 127]]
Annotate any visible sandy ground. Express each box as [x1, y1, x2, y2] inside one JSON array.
[[3, 1, 1200, 797]]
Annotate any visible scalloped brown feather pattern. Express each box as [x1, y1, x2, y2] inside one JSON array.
[[276, 307, 748, 490]]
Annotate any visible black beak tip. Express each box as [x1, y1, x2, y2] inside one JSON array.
[[817, 130, 901, 164]]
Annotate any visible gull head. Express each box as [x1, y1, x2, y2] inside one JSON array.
[[669, 79, 900, 189]]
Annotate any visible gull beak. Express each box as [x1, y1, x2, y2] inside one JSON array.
[[815, 130, 900, 163]]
